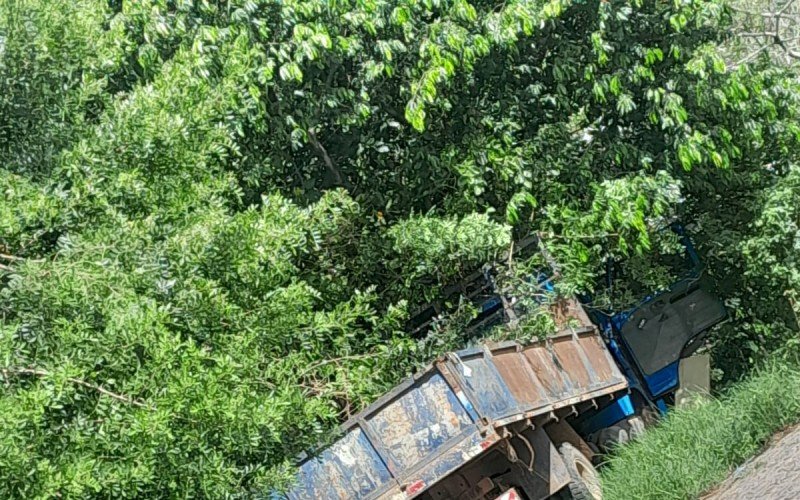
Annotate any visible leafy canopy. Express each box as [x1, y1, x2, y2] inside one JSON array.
[[0, 0, 799, 496]]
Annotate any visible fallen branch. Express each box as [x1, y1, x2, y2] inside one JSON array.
[[736, 31, 778, 38], [537, 230, 621, 241], [0, 367, 151, 408], [773, 0, 795, 18], [731, 1, 796, 18]]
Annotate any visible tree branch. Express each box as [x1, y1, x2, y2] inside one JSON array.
[[736, 31, 778, 38], [0, 252, 44, 263], [296, 353, 374, 379], [307, 127, 347, 187], [732, 43, 771, 68], [1, 367, 151, 408], [773, 0, 795, 18], [731, 0, 796, 18], [729, 5, 770, 17]]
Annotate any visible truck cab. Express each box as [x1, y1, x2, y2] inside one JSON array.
[[573, 226, 727, 443]]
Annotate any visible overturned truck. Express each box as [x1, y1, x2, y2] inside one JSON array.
[[283, 234, 727, 500]]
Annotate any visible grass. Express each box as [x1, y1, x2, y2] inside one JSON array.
[[600, 360, 800, 500]]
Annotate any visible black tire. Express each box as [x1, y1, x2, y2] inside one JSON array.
[[626, 415, 646, 440], [596, 425, 630, 453], [558, 442, 602, 500]]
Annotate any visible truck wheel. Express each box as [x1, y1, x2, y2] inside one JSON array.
[[596, 425, 629, 453], [626, 416, 646, 440], [558, 443, 602, 500]]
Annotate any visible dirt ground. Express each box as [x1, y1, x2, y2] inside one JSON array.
[[701, 424, 800, 500]]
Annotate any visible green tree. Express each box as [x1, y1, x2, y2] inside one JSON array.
[[0, 0, 799, 496]]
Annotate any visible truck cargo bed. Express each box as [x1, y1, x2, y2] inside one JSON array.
[[286, 299, 628, 500]]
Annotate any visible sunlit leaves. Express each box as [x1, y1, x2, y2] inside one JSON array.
[[388, 212, 512, 294], [2, 0, 800, 495], [279, 62, 303, 82], [616, 93, 636, 115]]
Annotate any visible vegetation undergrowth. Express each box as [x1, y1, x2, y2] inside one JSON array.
[[601, 358, 800, 500]]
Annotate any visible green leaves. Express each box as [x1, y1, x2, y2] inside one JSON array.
[[388, 212, 511, 296], [506, 192, 538, 224], [279, 62, 304, 82], [741, 165, 800, 310], [405, 97, 428, 132], [0, 172, 65, 256], [0, 0, 126, 177], [1, 0, 800, 495], [616, 93, 636, 115]]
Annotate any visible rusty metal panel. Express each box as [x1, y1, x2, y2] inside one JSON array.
[[550, 335, 592, 389], [287, 427, 394, 500], [365, 372, 474, 475], [445, 304, 627, 425], [521, 344, 571, 400], [517, 330, 626, 411], [576, 329, 617, 382], [489, 345, 549, 409], [446, 346, 521, 421], [381, 430, 502, 500]]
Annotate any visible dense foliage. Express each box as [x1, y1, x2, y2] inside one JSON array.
[[0, 0, 798, 496]]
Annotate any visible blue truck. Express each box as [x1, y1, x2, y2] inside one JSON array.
[[283, 232, 727, 500]]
